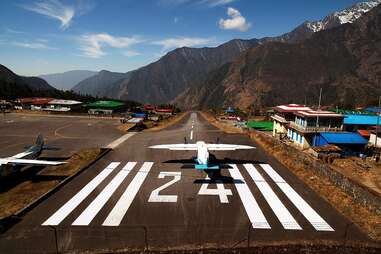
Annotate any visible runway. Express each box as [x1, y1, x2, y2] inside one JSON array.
[[0, 112, 368, 252]]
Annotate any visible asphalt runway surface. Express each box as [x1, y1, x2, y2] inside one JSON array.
[[0, 112, 369, 252], [0, 113, 123, 158]]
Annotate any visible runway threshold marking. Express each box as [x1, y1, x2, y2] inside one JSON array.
[[243, 164, 302, 230], [260, 164, 334, 231], [228, 164, 271, 229], [42, 162, 120, 226], [106, 133, 135, 149], [72, 162, 137, 226], [103, 162, 154, 226]]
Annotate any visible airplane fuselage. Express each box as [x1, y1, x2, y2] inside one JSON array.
[[196, 141, 209, 165]]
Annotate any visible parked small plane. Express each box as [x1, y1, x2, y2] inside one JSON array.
[[0, 135, 66, 176], [149, 140, 255, 170]]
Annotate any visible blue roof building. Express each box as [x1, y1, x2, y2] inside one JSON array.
[[343, 115, 381, 132], [313, 132, 368, 152], [224, 107, 235, 113], [364, 107, 381, 114], [344, 114, 380, 125]]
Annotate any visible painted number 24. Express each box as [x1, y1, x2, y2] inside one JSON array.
[[148, 171, 232, 203]]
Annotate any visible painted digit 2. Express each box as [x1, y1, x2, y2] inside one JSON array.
[[148, 172, 232, 203], [148, 172, 181, 202]]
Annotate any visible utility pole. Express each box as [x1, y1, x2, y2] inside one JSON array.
[[316, 88, 322, 128], [375, 96, 380, 149], [314, 88, 322, 146]]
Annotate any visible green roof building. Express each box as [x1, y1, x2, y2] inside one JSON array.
[[86, 100, 125, 109], [246, 121, 273, 131], [85, 100, 126, 115]]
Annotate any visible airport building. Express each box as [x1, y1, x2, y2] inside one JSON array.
[[45, 99, 83, 112], [287, 110, 344, 149], [15, 98, 83, 112], [86, 100, 126, 115], [271, 104, 312, 138], [155, 108, 174, 115]]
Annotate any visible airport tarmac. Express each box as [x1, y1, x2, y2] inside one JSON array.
[[0, 112, 369, 252], [0, 113, 124, 158]]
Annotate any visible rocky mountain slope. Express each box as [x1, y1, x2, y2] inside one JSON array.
[[74, 39, 259, 103], [0, 64, 57, 99], [175, 4, 381, 109], [71, 0, 381, 108], [40, 70, 97, 91]]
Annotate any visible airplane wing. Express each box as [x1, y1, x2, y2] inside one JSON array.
[[12, 151, 34, 159], [2, 159, 66, 166], [149, 144, 198, 150], [206, 144, 255, 151]]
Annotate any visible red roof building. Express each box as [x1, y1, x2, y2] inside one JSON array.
[[18, 97, 54, 105], [144, 104, 155, 111], [155, 108, 173, 114]]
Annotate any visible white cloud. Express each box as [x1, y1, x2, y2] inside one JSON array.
[[202, 0, 236, 7], [123, 50, 141, 57], [79, 33, 143, 58], [12, 41, 53, 49], [4, 27, 26, 34], [152, 36, 215, 52], [219, 7, 251, 32], [20, 0, 93, 29]]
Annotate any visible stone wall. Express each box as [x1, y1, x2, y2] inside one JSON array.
[[251, 130, 381, 216]]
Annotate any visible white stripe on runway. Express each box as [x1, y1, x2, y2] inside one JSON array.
[[42, 162, 120, 226], [260, 164, 334, 231], [190, 130, 193, 140], [243, 164, 301, 230], [106, 133, 135, 149], [72, 162, 137, 226], [103, 162, 154, 226], [228, 164, 270, 229]]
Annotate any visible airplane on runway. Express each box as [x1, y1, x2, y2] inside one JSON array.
[[0, 135, 66, 176], [149, 140, 255, 171]]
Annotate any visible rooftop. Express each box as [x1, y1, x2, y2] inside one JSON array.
[[246, 121, 273, 131], [48, 99, 82, 105], [295, 110, 343, 118], [344, 114, 381, 125], [86, 100, 125, 108], [319, 132, 368, 145], [273, 104, 312, 113]]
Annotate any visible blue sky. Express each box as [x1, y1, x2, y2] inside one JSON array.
[[0, 0, 366, 76]]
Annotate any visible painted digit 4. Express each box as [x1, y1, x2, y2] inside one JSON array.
[[148, 172, 181, 202], [198, 176, 232, 203]]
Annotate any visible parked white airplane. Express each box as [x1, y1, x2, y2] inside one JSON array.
[[0, 135, 66, 176], [149, 141, 254, 170]]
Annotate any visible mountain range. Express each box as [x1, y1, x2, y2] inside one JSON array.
[[0, 64, 56, 99], [39, 70, 97, 91], [175, 3, 381, 109], [4, 0, 381, 109], [68, 0, 381, 109], [0, 64, 101, 102]]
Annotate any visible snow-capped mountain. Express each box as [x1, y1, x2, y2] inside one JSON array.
[[266, 0, 381, 43], [307, 0, 381, 32]]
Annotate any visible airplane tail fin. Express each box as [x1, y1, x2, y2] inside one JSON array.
[[35, 134, 60, 151], [36, 134, 44, 148]]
